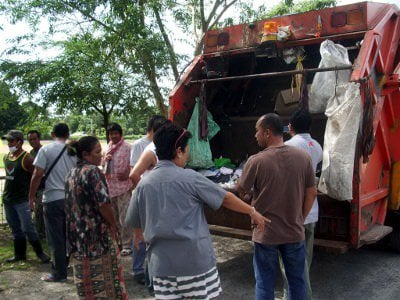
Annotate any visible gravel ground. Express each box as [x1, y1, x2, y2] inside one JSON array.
[[0, 236, 260, 300], [2, 235, 399, 300]]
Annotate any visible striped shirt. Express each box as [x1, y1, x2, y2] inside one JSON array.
[[153, 266, 222, 300]]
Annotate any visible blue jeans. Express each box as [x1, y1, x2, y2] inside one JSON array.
[[43, 199, 67, 280], [4, 201, 40, 242], [254, 241, 306, 300], [281, 223, 315, 300], [132, 239, 146, 275]]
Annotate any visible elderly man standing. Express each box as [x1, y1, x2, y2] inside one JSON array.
[[237, 113, 316, 300], [1, 130, 49, 264], [103, 122, 133, 255], [29, 123, 76, 282]]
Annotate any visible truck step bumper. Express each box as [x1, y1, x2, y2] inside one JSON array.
[[360, 224, 393, 245]]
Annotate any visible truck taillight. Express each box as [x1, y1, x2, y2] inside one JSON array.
[[217, 32, 229, 46], [331, 9, 363, 27], [347, 9, 363, 25], [206, 34, 218, 47], [206, 32, 229, 48], [331, 12, 347, 27]]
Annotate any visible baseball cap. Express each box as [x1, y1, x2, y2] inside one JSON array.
[[1, 130, 24, 142]]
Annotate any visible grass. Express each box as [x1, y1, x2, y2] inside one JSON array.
[[0, 153, 3, 168], [0, 225, 49, 272]]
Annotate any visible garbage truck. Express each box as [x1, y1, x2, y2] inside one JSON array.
[[168, 1, 400, 252]]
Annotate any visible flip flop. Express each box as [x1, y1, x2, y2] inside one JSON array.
[[121, 249, 132, 256], [40, 274, 67, 283]]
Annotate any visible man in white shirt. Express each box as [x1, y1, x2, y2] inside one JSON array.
[[283, 109, 323, 300], [29, 123, 77, 282]]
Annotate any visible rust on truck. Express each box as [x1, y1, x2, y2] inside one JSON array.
[[169, 2, 400, 251]]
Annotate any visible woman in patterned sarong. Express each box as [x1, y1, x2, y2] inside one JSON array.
[[65, 136, 128, 300]]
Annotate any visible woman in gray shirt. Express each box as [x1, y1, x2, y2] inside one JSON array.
[[126, 123, 268, 300]]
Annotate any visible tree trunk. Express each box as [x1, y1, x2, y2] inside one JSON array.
[[153, 7, 179, 81], [103, 111, 110, 143]]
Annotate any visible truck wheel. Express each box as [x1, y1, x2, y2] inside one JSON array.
[[388, 229, 400, 253]]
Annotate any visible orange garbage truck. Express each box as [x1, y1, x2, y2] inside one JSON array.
[[168, 2, 400, 252]]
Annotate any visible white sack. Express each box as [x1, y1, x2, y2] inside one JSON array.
[[318, 82, 361, 200], [309, 40, 351, 113]]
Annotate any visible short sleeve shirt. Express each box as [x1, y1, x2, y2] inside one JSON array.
[[130, 136, 151, 167], [125, 160, 226, 277], [65, 162, 112, 257], [34, 141, 77, 203], [239, 145, 315, 245], [285, 134, 322, 224]]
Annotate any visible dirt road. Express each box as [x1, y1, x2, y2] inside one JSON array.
[[0, 236, 399, 299]]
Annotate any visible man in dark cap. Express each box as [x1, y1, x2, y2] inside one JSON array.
[[1, 130, 50, 264]]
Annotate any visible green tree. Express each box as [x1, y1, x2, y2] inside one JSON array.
[[19, 101, 54, 139], [0, 0, 337, 123], [0, 0, 244, 115], [1, 32, 153, 134], [0, 81, 27, 133]]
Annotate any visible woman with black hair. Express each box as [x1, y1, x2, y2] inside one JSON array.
[[126, 123, 269, 300], [65, 136, 127, 299]]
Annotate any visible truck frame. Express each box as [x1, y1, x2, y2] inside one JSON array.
[[169, 2, 400, 252]]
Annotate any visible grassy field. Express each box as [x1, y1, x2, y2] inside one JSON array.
[[0, 225, 49, 272], [0, 138, 128, 271]]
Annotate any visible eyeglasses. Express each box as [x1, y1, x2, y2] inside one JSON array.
[[174, 128, 187, 150]]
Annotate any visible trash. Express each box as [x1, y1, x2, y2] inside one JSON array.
[[318, 82, 361, 200], [220, 167, 234, 175], [214, 157, 236, 169], [187, 98, 220, 169], [277, 25, 291, 41], [309, 40, 351, 113]]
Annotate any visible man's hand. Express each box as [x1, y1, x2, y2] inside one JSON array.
[[250, 209, 271, 232], [29, 195, 36, 211]]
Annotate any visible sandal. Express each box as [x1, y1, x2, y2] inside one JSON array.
[[40, 274, 67, 283], [121, 248, 132, 256]]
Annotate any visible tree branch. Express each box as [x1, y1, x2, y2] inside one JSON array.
[[153, 6, 179, 81], [207, 0, 238, 29]]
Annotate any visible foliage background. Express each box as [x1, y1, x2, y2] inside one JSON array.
[[0, 0, 338, 137]]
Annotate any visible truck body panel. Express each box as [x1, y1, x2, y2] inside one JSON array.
[[169, 2, 400, 250]]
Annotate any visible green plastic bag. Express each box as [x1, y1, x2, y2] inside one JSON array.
[[214, 157, 236, 169], [187, 98, 220, 168]]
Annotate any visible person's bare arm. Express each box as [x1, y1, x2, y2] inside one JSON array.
[[29, 166, 45, 211], [303, 186, 317, 219], [22, 154, 34, 173], [133, 228, 145, 250], [222, 191, 270, 231], [128, 150, 157, 188]]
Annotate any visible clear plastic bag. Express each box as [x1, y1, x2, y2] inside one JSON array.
[[318, 82, 361, 200], [309, 40, 351, 113]]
